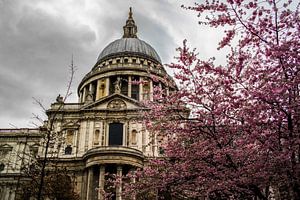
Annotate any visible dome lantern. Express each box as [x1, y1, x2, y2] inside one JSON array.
[[96, 7, 162, 64], [123, 7, 138, 38]]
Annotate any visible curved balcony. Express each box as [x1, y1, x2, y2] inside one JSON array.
[[83, 146, 144, 168]]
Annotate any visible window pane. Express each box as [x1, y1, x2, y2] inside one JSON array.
[[109, 123, 123, 146]]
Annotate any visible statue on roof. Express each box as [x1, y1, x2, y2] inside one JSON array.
[[114, 76, 122, 93], [56, 94, 64, 103]]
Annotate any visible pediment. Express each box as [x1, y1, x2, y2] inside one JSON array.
[[30, 144, 39, 149], [0, 144, 13, 151], [61, 120, 80, 129], [81, 93, 145, 111]]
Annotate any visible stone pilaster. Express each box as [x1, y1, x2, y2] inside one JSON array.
[[98, 165, 105, 200], [96, 79, 101, 100], [116, 166, 123, 200], [139, 77, 143, 101], [128, 76, 132, 98], [81, 170, 88, 200], [89, 83, 93, 93], [105, 78, 109, 95], [83, 87, 87, 103], [149, 79, 153, 101], [130, 168, 136, 200], [87, 167, 94, 200]]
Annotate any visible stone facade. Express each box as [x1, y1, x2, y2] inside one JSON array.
[[0, 8, 175, 200], [0, 129, 41, 199]]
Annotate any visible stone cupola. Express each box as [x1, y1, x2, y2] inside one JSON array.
[[123, 7, 137, 38], [77, 7, 176, 104]]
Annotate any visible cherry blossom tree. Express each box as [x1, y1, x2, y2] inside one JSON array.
[[122, 0, 300, 199]]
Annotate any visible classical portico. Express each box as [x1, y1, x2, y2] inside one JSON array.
[[84, 146, 143, 200]]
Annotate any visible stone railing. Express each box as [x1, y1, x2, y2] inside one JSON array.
[[49, 103, 82, 110], [0, 128, 39, 133], [82, 64, 166, 83], [83, 146, 144, 167]]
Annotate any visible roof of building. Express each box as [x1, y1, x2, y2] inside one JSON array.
[[96, 7, 162, 64], [97, 38, 162, 63]]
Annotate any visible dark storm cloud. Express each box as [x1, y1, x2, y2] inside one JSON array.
[[0, 3, 96, 79], [0, 73, 33, 117], [0, 0, 97, 127], [0, 0, 216, 127], [92, 0, 181, 63], [137, 15, 176, 65]]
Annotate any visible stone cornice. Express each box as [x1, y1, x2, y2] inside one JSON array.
[[78, 64, 171, 93], [83, 146, 144, 167]]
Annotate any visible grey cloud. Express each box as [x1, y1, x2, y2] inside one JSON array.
[[0, 0, 98, 126], [0, 0, 205, 127]]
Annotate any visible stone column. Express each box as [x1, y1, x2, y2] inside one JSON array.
[[74, 130, 78, 155], [8, 189, 13, 200], [116, 166, 123, 200], [89, 83, 93, 91], [4, 187, 9, 200], [149, 79, 153, 101], [79, 91, 82, 103], [130, 168, 136, 200], [87, 167, 94, 200], [81, 170, 88, 200], [139, 77, 143, 101], [152, 133, 158, 157], [96, 79, 101, 100], [105, 78, 110, 95], [83, 87, 87, 103], [128, 76, 132, 98], [98, 165, 105, 200]]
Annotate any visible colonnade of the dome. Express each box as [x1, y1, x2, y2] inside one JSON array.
[[78, 55, 173, 104]]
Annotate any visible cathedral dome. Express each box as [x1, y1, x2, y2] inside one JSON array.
[[78, 8, 176, 104], [97, 38, 162, 63]]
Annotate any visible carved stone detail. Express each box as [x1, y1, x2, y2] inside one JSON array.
[[107, 99, 127, 109]]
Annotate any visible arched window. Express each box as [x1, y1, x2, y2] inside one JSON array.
[[30, 145, 39, 158], [65, 145, 72, 155], [94, 130, 100, 145], [131, 76, 140, 100], [131, 130, 137, 145], [159, 147, 165, 155], [98, 79, 106, 98], [121, 76, 128, 96], [66, 130, 74, 145], [0, 163, 5, 172], [142, 78, 150, 100]]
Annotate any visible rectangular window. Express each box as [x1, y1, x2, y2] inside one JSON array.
[[109, 123, 123, 146]]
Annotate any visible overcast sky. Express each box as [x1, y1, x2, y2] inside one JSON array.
[[0, 0, 225, 128]]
